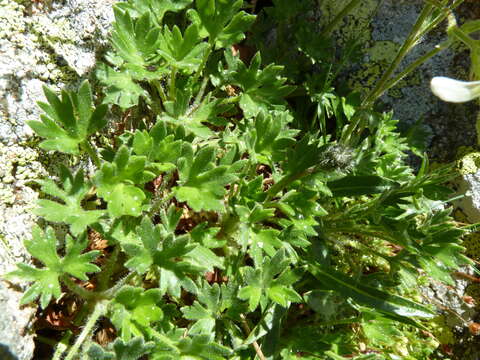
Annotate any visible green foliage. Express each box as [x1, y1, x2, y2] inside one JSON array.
[[218, 50, 294, 117], [123, 216, 200, 297], [157, 24, 208, 72], [87, 337, 155, 360], [35, 165, 105, 235], [111, 286, 164, 340], [94, 145, 153, 217], [12, 1, 471, 359], [116, 0, 193, 24], [238, 249, 302, 311], [6, 226, 100, 308], [187, 0, 255, 48], [28, 81, 108, 154], [173, 145, 240, 212]]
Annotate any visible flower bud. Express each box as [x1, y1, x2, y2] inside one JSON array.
[[430, 76, 480, 103]]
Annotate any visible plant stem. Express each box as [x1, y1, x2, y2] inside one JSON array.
[[321, 0, 363, 37], [97, 245, 119, 292], [64, 301, 107, 360], [382, 39, 453, 94], [419, 0, 464, 38], [192, 44, 213, 85], [240, 314, 266, 360], [169, 67, 177, 101], [365, 10, 479, 101], [101, 271, 136, 299], [153, 79, 168, 104], [188, 76, 209, 115], [81, 140, 101, 168], [362, 4, 436, 106], [266, 167, 316, 202], [61, 275, 96, 301], [52, 331, 72, 360]]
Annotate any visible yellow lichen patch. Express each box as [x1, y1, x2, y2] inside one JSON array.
[[456, 146, 480, 175], [461, 232, 480, 261], [348, 63, 384, 92], [369, 41, 399, 63], [319, 0, 380, 52]]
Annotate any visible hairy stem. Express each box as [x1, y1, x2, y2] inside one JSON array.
[[61, 275, 96, 301], [52, 331, 72, 360], [64, 301, 107, 360], [170, 67, 178, 101], [101, 271, 136, 299], [81, 140, 101, 168], [97, 245, 120, 292], [192, 44, 213, 85], [188, 76, 210, 115], [153, 79, 168, 104], [383, 39, 453, 94], [265, 167, 316, 202]]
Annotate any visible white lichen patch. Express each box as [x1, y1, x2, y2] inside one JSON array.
[[452, 148, 480, 223], [0, 143, 47, 271], [0, 0, 114, 144]]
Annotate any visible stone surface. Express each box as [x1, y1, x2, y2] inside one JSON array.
[[321, 0, 478, 162], [0, 281, 35, 360], [0, 0, 114, 359]]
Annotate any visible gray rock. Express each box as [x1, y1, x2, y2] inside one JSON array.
[[0, 0, 114, 358], [0, 281, 36, 360], [456, 170, 480, 223], [321, 0, 478, 162]]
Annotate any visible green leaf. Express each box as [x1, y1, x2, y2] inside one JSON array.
[[34, 166, 105, 235], [28, 81, 108, 154], [88, 337, 155, 360], [157, 24, 209, 72], [244, 110, 297, 164], [161, 92, 233, 139], [283, 134, 322, 176], [116, 0, 193, 23], [94, 146, 153, 217], [133, 121, 184, 172], [149, 332, 232, 360], [238, 250, 301, 311], [309, 264, 435, 319], [235, 204, 283, 266], [180, 282, 236, 334], [111, 8, 161, 67], [188, 0, 255, 48], [123, 217, 165, 274], [6, 226, 100, 308], [123, 217, 200, 297], [327, 175, 398, 197], [221, 51, 294, 117], [96, 64, 147, 108], [173, 145, 238, 211], [111, 286, 164, 340]]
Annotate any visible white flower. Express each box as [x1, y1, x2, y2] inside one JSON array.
[[430, 76, 480, 103]]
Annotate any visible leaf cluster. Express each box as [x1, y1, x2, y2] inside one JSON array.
[[9, 0, 471, 359]]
